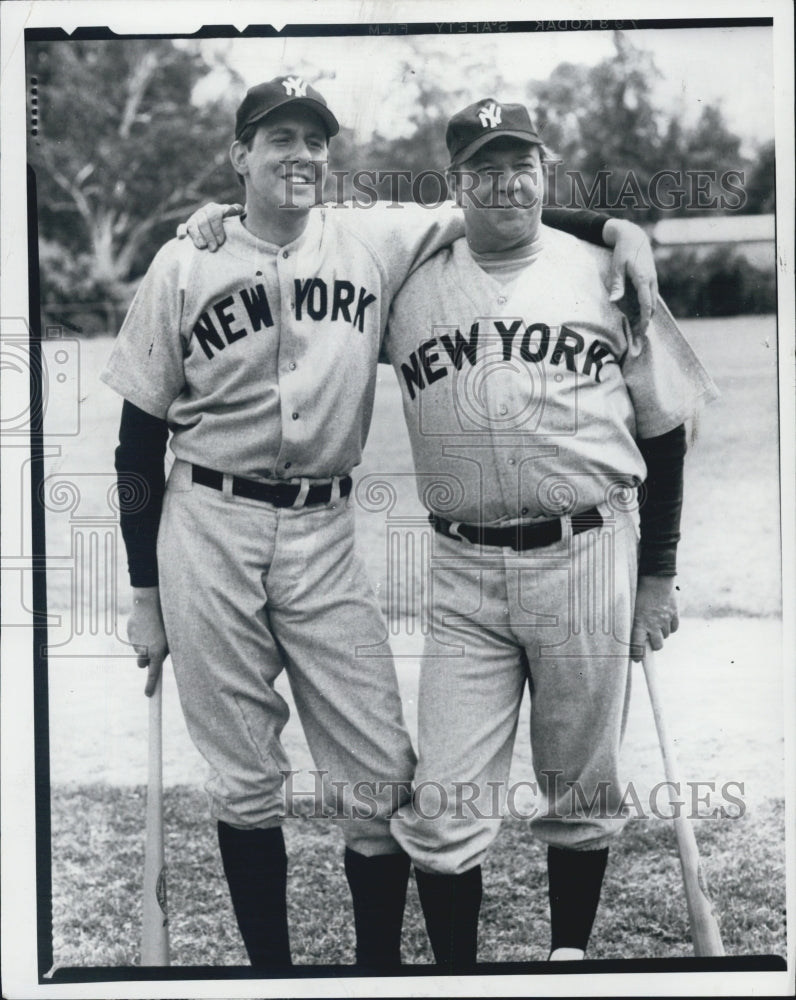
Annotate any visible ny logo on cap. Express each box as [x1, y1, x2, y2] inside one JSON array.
[[282, 76, 308, 97], [478, 102, 502, 128]]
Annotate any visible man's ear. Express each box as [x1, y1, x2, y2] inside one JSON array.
[[229, 140, 248, 181]]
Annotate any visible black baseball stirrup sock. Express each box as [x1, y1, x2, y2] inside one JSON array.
[[344, 847, 410, 969], [414, 866, 482, 973], [547, 845, 609, 954], [217, 821, 292, 969]]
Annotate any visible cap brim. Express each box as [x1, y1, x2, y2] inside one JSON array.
[[243, 98, 340, 138], [449, 129, 542, 167]]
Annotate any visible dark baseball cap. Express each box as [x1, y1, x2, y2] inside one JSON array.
[[235, 75, 340, 140], [446, 100, 542, 166]]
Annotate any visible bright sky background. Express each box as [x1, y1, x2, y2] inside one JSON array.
[[191, 26, 775, 154]]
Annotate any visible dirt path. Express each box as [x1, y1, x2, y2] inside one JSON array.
[[49, 616, 784, 822]]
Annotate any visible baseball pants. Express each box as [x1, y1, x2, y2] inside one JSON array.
[[157, 459, 416, 856], [392, 504, 639, 874]]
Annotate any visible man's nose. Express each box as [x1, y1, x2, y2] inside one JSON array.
[[492, 169, 513, 194], [293, 139, 315, 163], [508, 168, 538, 196]]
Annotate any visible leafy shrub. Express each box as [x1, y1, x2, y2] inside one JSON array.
[[657, 248, 776, 318]]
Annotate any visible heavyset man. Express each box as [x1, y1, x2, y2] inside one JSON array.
[[380, 100, 717, 969], [107, 75, 662, 971]]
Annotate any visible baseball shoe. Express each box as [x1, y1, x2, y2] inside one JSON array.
[[549, 947, 585, 961]]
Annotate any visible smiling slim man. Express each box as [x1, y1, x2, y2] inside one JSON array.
[[105, 77, 661, 971]]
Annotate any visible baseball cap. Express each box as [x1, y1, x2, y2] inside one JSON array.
[[446, 100, 542, 167], [235, 75, 340, 140]]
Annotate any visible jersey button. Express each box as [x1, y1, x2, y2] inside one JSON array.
[[507, 458, 516, 466], [498, 404, 508, 415], [282, 250, 289, 259], [284, 462, 292, 469], [521, 506, 528, 516], [289, 362, 297, 371], [497, 295, 507, 305], [292, 412, 299, 420]]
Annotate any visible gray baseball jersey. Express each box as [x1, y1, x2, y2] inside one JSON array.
[[384, 225, 719, 526], [102, 205, 463, 481]]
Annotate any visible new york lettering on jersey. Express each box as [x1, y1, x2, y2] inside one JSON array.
[[385, 301, 641, 524], [397, 318, 619, 401], [102, 211, 390, 480], [191, 277, 378, 360], [384, 229, 716, 525]]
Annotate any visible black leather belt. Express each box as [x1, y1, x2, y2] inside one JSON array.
[[430, 506, 603, 550], [192, 463, 352, 507]]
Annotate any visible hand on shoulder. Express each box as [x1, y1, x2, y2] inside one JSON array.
[[177, 202, 244, 252]]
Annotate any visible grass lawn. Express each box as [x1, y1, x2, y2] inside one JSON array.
[[51, 786, 786, 968]]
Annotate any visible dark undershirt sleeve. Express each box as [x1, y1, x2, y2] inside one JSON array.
[[114, 399, 169, 587], [540, 208, 609, 246], [637, 424, 687, 577]]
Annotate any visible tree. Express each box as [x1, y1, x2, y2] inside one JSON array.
[[29, 39, 243, 307], [352, 65, 452, 204], [743, 140, 776, 214], [528, 32, 751, 220], [529, 33, 667, 219], [329, 42, 511, 205]]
